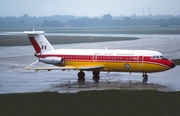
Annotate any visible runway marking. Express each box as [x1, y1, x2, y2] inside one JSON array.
[[0, 62, 25, 66], [0, 60, 38, 72], [24, 60, 38, 69], [5, 68, 23, 72]]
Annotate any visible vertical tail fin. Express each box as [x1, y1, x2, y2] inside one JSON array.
[[24, 31, 54, 53]]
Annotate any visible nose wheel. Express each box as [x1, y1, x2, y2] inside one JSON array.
[[142, 73, 148, 84]]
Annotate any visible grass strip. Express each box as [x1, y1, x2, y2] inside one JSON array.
[[0, 35, 138, 46], [172, 59, 180, 65], [0, 90, 180, 116]]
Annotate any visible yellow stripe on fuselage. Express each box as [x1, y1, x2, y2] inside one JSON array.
[[64, 60, 170, 73]]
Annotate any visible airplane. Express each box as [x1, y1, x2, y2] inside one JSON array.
[[17, 30, 176, 84]]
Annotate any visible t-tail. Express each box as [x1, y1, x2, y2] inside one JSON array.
[[23, 31, 64, 65], [23, 31, 54, 54]]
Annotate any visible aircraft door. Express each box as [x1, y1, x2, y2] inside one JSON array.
[[93, 54, 97, 62], [137, 56, 144, 66]]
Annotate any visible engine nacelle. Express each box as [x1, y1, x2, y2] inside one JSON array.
[[39, 57, 64, 65]]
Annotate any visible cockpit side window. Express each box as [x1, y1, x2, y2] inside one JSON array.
[[156, 56, 160, 59], [151, 56, 156, 59]]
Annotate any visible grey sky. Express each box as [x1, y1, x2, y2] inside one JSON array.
[[0, 0, 180, 17]]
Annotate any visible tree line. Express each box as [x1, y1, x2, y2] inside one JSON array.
[[0, 14, 180, 27]]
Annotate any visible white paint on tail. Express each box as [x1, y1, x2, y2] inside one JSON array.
[[24, 31, 54, 53]]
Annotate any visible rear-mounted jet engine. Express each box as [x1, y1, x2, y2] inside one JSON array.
[[39, 57, 64, 65]]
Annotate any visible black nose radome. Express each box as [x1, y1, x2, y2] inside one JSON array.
[[171, 62, 176, 68]]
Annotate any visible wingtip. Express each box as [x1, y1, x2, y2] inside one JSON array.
[[23, 68, 30, 70]]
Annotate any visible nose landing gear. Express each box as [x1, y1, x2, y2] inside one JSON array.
[[142, 73, 148, 84]]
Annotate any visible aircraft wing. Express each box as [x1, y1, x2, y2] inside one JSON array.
[[78, 65, 104, 70], [24, 65, 104, 72]]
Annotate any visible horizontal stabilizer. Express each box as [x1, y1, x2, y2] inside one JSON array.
[[5, 30, 44, 35]]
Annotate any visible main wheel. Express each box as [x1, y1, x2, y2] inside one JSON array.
[[93, 76, 100, 82], [92, 71, 100, 76], [77, 71, 85, 82]]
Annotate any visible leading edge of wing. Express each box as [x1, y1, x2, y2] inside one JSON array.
[[24, 65, 104, 71]]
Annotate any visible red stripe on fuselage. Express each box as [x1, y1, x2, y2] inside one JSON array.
[[29, 37, 41, 53], [35, 54, 172, 68]]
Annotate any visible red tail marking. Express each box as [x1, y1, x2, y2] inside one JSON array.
[[29, 37, 41, 53]]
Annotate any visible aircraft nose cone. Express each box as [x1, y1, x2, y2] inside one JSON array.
[[171, 62, 176, 68]]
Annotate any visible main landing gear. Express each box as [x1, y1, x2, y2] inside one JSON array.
[[77, 71, 149, 84], [77, 71, 100, 82], [77, 71, 85, 82], [92, 71, 100, 82], [142, 73, 148, 84]]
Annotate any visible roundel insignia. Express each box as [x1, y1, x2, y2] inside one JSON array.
[[124, 64, 130, 69]]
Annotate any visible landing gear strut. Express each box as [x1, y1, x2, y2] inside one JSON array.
[[142, 73, 148, 84], [77, 71, 100, 82], [92, 71, 100, 82], [77, 71, 85, 82]]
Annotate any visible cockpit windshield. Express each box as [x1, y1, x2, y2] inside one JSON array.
[[160, 56, 164, 59], [151, 55, 167, 60]]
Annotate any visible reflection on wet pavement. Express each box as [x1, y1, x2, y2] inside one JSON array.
[[0, 62, 179, 94]]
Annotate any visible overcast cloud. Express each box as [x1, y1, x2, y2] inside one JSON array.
[[0, 0, 180, 17]]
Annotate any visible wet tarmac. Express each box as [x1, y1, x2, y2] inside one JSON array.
[[0, 34, 180, 94]]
